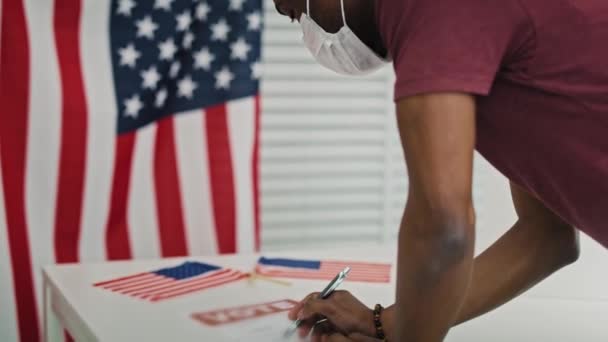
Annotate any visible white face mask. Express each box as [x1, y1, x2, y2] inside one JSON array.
[[300, 0, 390, 76]]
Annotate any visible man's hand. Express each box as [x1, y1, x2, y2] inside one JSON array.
[[287, 290, 377, 341]]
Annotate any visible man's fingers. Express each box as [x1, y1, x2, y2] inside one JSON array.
[[288, 292, 320, 320], [311, 320, 333, 342], [287, 301, 303, 320], [300, 297, 339, 321], [297, 315, 323, 338], [299, 296, 356, 336], [298, 321, 313, 338]]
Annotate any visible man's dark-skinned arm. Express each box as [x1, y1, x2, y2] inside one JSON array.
[[392, 92, 477, 342], [379, 182, 580, 341], [452, 182, 580, 323]]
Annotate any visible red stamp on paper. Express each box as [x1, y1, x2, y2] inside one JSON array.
[[192, 299, 298, 326]]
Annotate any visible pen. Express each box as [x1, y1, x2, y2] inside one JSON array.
[[283, 266, 351, 339]]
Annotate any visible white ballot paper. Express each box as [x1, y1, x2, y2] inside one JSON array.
[[220, 310, 302, 342], [192, 299, 305, 341]]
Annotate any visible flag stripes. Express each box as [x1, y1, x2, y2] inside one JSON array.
[[0, 0, 38, 340], [0, 147, 19, 342], [227, 98, 257, 252], [129, 124, 162, 259], [93, 265, 248, 302], [256, 260, 392, 283], [252, 96, 261, 251], [105, 133, 135, 260], [53, 0, 88, 264], [206, 104, 237, 254], [154, 117, 188, 257], [24, 0, 62, 303], [148, 271, 248, 302], [79, 0, 118, 262], [175, 111, 219, 256]]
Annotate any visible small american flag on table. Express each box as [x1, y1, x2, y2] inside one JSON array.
[[94, 261, 248, 302], [255, 257, 392, 283]]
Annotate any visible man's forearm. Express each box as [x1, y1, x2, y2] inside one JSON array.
[[381, 218, 578, 340], [453, 218, 578, 324], [393, 212, 475, 342]]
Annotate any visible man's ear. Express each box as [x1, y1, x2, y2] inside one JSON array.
[[346, 0, 388, 57], [274, 3, 286, 16]]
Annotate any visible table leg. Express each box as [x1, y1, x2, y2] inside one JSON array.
[[43, 277, 64, 342]]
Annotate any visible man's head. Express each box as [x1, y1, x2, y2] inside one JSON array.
[[272, 0, 387, 58]]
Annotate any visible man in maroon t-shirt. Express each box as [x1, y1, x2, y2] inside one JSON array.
[[273, 0, 608, 341]]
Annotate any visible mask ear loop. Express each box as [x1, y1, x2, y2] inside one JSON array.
[[340, 0, 347, 26], [307, 0, 311, 16]]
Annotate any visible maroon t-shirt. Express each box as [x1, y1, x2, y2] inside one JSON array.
[[376, 0, 608, 248]]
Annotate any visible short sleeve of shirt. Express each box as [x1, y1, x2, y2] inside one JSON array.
[[377, 0, 534, 101]]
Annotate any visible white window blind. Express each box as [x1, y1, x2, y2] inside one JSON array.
[[259, 1, 403, 251], [259, 0, 509, 251]]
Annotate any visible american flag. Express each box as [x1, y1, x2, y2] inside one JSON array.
[[0, 0, 261, 341], [93, 261, 249, 302], [255, 257, 392, 283]]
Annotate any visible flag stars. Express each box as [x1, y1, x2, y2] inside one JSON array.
[[155, 88, 168, 108], [194, 47, 214, 70], [158, 38, 177, 61], [196, 3, 211, 21], [229, 0, 245, 11], [116, 1, 261, 124], [215, 67, 234, 89], [170, 61, 181, 78], [182, 32, 195, 49], [117, 0, 136, 16], [251, 61, 262, 79], [141, 66, 161, 90], [176, 11, 192, 31], [154, 0, 174, 11], [231, 38, 251, 61], [136, 16, 158, 40], [118, 43, 140, 68], [178, 76, 198, 99], [124, 95, 143, 118], [211, 19, 231, 41], [247, 12, 262, 31]]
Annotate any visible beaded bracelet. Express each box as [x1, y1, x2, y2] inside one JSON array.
[[373, 304, 388, 341]]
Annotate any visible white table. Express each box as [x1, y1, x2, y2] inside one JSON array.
[[43, 242, 608, 341]]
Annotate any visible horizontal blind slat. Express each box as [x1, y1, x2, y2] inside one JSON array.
[[262, 146, 383, 159], [262, 177, 383, 192], [264, 208, 380, 223], [262, 161, 383, 174], [263, 193, 383, 208], [263, 113, 384, 126], [262, 81, 387, 95], [264, 98, 386, 111], [262, 64, 389, 80], [262, 130, 384, 144]]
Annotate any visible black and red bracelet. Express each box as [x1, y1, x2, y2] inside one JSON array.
[[373, 304, 388, 341]]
